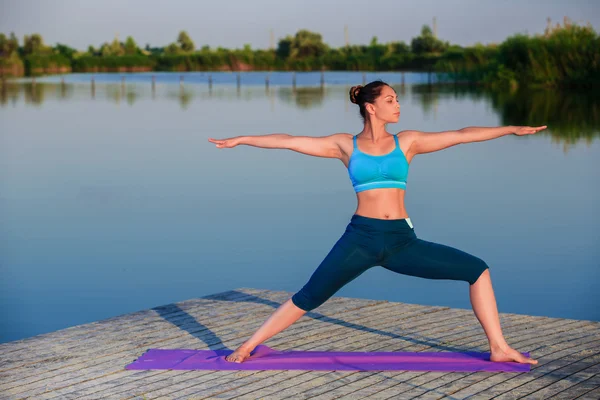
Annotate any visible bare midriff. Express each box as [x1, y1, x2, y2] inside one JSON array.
[[354, 188, 409, 219]]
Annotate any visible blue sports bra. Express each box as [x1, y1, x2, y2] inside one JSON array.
[[348, 134, 409, 193]]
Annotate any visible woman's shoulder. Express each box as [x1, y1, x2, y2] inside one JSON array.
[[332, 132, 354, 139], [396, 129, 421, 138], [329, 132, 354, 146], [395, 129, 421, 145], [327, 133, 354, 159]]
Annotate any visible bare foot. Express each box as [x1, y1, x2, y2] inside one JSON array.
[[490, 345, 538, 365], [225, 344, 253, 363]]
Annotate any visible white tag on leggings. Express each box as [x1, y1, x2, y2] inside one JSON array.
[[406, 218, 413, 229]]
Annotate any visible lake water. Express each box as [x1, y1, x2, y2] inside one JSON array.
[[1, 72, 598, 344]]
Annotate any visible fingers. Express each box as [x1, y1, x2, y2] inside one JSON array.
[[208, 138, 228, 148], [530, 125, 547, 132], [518, 125, 547, 135]]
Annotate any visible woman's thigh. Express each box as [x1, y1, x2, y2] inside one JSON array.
[[291, 230, 380, 311], [381, 238, 489, 285]]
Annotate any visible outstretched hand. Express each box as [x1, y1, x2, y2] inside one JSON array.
[[513, 125, 547, 136], [208, 137, 240, 149]]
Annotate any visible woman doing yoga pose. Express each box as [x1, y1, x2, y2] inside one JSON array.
[[208, 80, 544, 365]]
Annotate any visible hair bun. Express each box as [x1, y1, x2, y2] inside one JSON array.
[[349, 85, 363, 104]]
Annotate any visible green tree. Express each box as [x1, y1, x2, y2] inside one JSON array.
[[177, 31, 194, 52], [101, 37, 124, 56], [54, 43, 77, 59], [23, 33, 47, 55], [276, 36, 292, 59], [124, 36, 138, 55], [111, 38, 124, 55], [7, 32, 19, 56], [0, 34, 7, 57], [411, 25, 448, 54], [388, 41, 410, 54], [281, 30, 327, 59], [164, 43, 181, 55], [368, 36, 387, 62]]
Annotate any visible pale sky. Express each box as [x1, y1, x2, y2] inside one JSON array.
[[1, 0, 598, 50]]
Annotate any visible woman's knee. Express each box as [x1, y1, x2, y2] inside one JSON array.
[[291, 288, 328, 312], [468, 257, 490, 285]]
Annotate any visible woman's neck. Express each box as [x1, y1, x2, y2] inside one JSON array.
[[359, 120, 388, 142]]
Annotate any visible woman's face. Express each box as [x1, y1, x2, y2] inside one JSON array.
[[369, 85, 400, 124]]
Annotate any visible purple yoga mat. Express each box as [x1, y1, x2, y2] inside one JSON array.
[[125, 345, 531, 372]]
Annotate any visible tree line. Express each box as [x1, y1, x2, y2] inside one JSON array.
[[1, 18, 598, 88]]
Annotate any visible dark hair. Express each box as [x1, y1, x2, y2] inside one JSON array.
[[349, 80, 390, 122]]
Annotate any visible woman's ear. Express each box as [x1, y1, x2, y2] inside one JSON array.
[[365, 103, 375, 115]]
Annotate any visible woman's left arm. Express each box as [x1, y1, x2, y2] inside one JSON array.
[[405, 125, 547, 156]]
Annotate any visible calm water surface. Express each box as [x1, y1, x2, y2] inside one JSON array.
[[1, 72, 598, 343]]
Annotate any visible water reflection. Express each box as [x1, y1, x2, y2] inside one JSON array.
[[58, 82, 73, 100], [277, 87, 325, 109], [165, 87, 194, 109], [105, 84, 138, 106], [0, 82, 18, 106], [2, 82, 598, 147], [491, 88, 600, 147], [411, 84, 600, 148], [18, 83, 46, 106]]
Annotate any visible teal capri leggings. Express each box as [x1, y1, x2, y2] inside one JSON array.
[[291, 214, 489, 312]]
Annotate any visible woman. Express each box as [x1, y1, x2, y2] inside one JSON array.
[[208, 80, 544, 365]]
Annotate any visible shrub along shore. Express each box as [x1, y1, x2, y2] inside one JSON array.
[[1, 18, 597, 88]]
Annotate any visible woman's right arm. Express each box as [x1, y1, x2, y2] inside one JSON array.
[[208, 133, 345, 159]]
